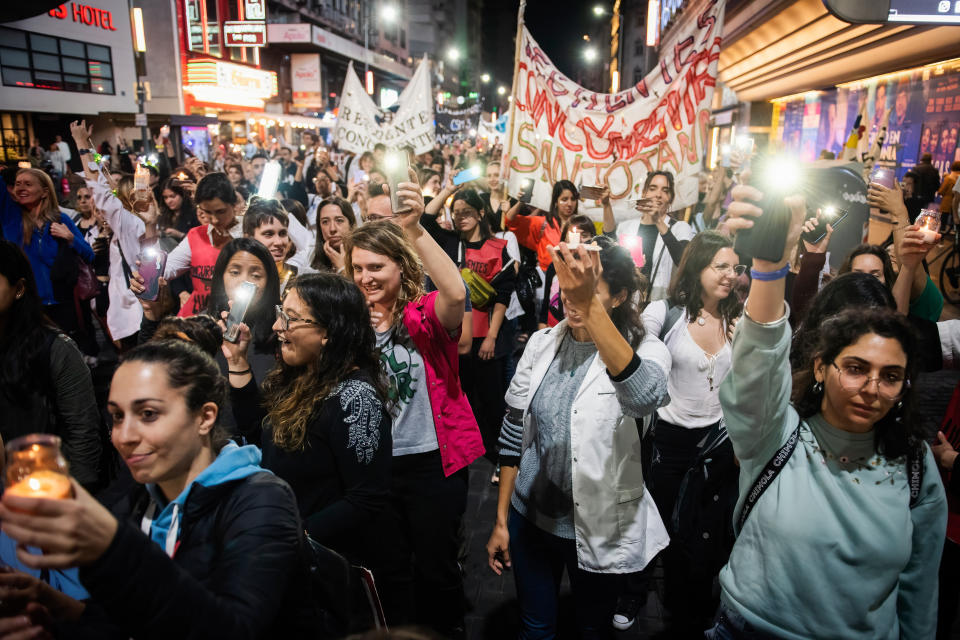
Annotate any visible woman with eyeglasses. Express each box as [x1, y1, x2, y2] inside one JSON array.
[[705, 187, 946, 639], [631, 231, 744, 635], [224, 273, 392, 601]]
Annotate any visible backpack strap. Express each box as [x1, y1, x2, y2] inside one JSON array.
[[908, 444, 925, 509], [735, 424, 801, 534], [116, 239, 133, 289], [659, 304, 685, 342]]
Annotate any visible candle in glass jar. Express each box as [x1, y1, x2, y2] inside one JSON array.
[[5, 470, 72, 499], [567, 227, 581, 249], [916, 209, 941, 244]]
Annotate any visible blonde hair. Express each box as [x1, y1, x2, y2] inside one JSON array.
[[115, 174, 136, 211], [16, 169, 61, 245], [343, 221, 425, 328]]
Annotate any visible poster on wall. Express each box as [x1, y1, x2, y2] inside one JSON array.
[[923, 72, 960, 175], [875, 73, 925, 173]]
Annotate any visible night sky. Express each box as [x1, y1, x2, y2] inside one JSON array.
[[483, 0, 607, 88]]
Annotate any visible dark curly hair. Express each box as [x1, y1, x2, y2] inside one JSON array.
[[121, 339, 230, 451], [791, 307, 918, 458], [594, 235, 646, 349], [790, 272, 895, 372], [261, 273, 389, 450], [667, 231, 742, 332]]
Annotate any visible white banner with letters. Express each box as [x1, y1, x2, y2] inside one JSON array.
[[333, 57, 435, 154], [503, 0, 724, 213]]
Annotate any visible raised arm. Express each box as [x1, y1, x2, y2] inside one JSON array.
[[392, 168, 466, 332]]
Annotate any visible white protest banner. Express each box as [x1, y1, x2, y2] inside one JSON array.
[[503, 0, 723, 215], [334, 57, 435, 154]]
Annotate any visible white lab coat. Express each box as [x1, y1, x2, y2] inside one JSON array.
[[505, 320, 671, 573]]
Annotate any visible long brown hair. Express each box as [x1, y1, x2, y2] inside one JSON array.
[[261, 273, 388, 450], [667, 231, 742, 333], [16, 169, 60, 245], [343, 221, 425, 328]]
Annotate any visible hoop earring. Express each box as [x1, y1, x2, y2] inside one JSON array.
[[812, 381, 823, 394]]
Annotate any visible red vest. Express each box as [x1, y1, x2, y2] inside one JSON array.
[[178, 225, 222, 317], [463, 237, 507, 338]]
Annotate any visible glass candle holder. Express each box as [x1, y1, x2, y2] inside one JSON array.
[[5, 434, 72, 499], [916, 209, 941, 244]]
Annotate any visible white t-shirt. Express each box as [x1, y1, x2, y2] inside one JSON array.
[[642, 299, 732, 427]]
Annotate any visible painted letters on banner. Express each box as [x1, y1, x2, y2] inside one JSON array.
[[334, 57, 435, 154], [436, 104, 482, 145], [503, 0, 724, 213]]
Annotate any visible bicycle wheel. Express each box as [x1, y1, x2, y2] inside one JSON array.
[[939, 248, 960, 305]]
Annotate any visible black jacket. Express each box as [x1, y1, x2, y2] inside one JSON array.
[[76, 472, 319, 639]]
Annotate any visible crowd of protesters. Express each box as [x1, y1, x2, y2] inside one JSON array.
[[1, 116, 959, 640]]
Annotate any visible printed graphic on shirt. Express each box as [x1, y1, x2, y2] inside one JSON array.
[[380, 340, 420, 407], [335, 378, 384, 464]]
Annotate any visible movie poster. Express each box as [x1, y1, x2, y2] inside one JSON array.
[[876, 72, 926, 176], [923, 71, 960, 175]]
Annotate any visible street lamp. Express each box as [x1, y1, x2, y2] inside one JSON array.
[[583, 46, 598, 62], [497, 86, 506, 95], [447, 47, 461, 62], [593, 5, 605, 16], [131, 7, 148, 153], [481, 73, 491, 83], [381, 4, 398, 22]]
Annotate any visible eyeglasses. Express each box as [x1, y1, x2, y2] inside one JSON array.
[[275, 305, 320, 332], [710, 263, 747, 277], [830, 362, 909, 400]]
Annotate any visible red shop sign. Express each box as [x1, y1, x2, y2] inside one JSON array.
[[48, 3, 118, 31]]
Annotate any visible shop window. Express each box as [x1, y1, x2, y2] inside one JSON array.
[[0, 26, 114, 95], [0, 111, 29, 163]]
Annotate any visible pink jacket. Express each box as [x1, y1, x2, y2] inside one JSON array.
[[402, 291, 485, 476]]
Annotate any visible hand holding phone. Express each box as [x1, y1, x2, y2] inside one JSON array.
[[453, 166, 481, 186], [136, 245, 167, 301], [223, 281, 258, 343], [801, 206, 847, 246], [516, 178, 535, 204], [579, 185, 604, 200]]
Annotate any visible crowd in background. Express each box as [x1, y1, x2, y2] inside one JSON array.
[[0, 120, 959, 640]]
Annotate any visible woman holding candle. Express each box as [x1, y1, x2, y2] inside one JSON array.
[[345, 169, 483, 636], [0, 339, 318, 638], [0, 240, 102, 492], [705, 184, 946, 639], [539, 216, 598, 329]]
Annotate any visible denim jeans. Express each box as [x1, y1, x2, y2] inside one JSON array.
[[508, 507, 624, 640]]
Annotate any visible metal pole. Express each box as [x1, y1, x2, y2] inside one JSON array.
[[364, 0, 369, 79]]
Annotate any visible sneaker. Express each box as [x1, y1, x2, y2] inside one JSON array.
[[612, 595, 643, 631]]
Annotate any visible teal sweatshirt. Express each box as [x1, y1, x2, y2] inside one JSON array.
[[717, 311, 946, 639]]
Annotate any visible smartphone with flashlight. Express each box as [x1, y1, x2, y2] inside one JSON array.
[[517, 178, 535, 204], [224, 281, 259, 343], [136, 245, 167, 302], [733, 156, 805, 263], [453, 166, 482, 186], [801, 206, 848, 244], [384, 149, 412, 213], [257, 161, 282, 199]]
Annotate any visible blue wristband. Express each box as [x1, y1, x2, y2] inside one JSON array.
[[750, 263, 790, 281]]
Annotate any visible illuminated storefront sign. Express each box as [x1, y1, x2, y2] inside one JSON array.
[[48, 2, 117, 31], [185, 58, 277, 109], [224, 21, 266, 47]]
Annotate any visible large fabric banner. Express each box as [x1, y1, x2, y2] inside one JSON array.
[[333, 57, 435, 154], [436, 104, 482, 145], [503, 0, 723, 214]]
